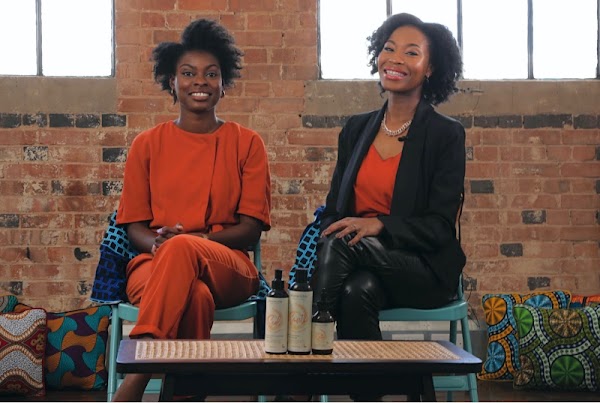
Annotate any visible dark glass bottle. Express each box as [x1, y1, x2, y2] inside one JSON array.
[[287, 268, 313, 354], [265, 269, 289, 354], [311, 289, 334, 354]]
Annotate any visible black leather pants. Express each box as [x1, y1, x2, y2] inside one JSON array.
[[311, 233, 455, 341]]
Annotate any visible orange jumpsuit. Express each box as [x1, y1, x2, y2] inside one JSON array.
[[116, 120, 271, 340]]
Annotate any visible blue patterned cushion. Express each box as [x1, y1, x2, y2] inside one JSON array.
[[513, 304, 600, 391], [90, 212, 139, 304], [289, 205, 324, 286]]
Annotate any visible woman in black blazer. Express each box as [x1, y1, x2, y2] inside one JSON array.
[[312, 13, 466, 341]]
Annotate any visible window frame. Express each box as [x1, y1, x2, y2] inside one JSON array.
[[8, 0, 115, 77], [318, 0, 600, 80]]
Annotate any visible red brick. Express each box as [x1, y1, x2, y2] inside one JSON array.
[[258, 98, 303, 114], [546, 146, 571, 161], [153, 29, 180, 44], [510, 194, 559, 209], [561, 195, 597, 209], [474, 146, 499, 161], [166, 14, 192, 29], [247, 14, 273, 30], [118, 97, 167, 113], [282, 65, 318, 80], [561, 129, 600, 145], [513, 129, 561, 145], [244, 82, 271, 97], [178, 0, 227, 10], [141, 0, 176, 11], [243, 49, 268, 64], [545, 210, 570, 225], [235, 31, 283, 47], [141, 12, 166, 28], [229, 0, 277, 12], [572, 146, 597, 161], [272, 81, 305, 97], [115, 11, 141, 28], [561, 162, 600, 177]]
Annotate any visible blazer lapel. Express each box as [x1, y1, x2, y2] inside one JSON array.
[[389, 101, 433, 217], [336, 104, 386, 216]]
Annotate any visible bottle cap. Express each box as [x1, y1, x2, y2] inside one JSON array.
[[317, 289, 328, 309], [295, 268, 308, 283], [272, 269, 284, 290]]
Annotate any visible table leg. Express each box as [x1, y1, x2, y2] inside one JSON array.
[[159, 375, 175, 402], [421, 374, 436, 402]]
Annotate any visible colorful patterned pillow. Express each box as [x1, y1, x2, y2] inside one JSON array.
[[0, 295, 18, 313], [513, 304, 600, 391], [478, 291, 571, 381], [0, 308, 47, 397], [570, 294, 600, 308], [14, 304, 111, 390]]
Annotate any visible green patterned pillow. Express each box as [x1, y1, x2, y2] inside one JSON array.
[[513, 304, 600, 391], [0, 295, 18, 313], [478, 291, 571, 381]]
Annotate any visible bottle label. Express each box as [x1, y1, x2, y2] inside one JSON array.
[[264, 297, 289, 353], [312, 322, 334, 351], [287, 290, 313, 352]]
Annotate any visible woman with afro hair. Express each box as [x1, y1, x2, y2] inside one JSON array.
[[312, 12, 466, 358], [112, 19, 270, 401]]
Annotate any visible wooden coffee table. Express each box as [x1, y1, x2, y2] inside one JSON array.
[[116, 339, 481, 401]]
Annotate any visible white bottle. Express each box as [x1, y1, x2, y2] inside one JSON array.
[[264, 269, 289, 354], [287, 268, 313, 354]]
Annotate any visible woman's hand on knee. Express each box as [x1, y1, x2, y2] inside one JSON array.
[[323, 217, 384, 246]]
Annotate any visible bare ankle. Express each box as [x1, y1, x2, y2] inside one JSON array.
[[112, 373, 152, 402]]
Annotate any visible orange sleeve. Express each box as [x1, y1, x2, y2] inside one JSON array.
[[116, 133, 153, 225], [238, 133, 271, 230]]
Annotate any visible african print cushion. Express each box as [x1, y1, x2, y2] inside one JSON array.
[[14, 304, 111, 390], [45, 305, 111, 390], [0, 295, 18, 313], [570, 294, 600, 308], [478, 290, 571, 381], [0, 308, 47, 397], [513, 304, 600, 391]]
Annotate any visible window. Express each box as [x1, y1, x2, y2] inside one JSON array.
[[319, 0, 600, 80], [0, 0, 114, 77]]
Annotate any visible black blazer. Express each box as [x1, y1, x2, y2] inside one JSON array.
[[321, 100, 466, 292]]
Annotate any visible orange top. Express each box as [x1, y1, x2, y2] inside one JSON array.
[[353, 144, 401, 217], [116, 121, 271, 233]]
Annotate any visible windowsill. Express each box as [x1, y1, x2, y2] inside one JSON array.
[[304, 79, 600, 116], [0, 76, 117, 113]]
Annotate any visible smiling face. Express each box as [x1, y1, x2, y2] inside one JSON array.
[[170, 50, 223, 115], [377, 25, 432, 97]]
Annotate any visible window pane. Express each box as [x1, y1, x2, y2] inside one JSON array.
[[533, 0, 597, 79], [0, 0, 37, 75], [42, 0, 113, 76], [463, 0, 528, 79], [391, 0, 457, 38], [320, 0, 387, 79]]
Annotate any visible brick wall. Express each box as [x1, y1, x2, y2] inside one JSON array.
[[0, 0, 598, 321]]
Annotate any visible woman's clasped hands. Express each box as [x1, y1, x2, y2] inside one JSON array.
[[151, 223, 184, 255]]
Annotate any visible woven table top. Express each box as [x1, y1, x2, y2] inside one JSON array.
[[134, 340, 459, 361]]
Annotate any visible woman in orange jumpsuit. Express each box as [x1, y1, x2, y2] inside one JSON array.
[[112, 19, 271, 401]]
